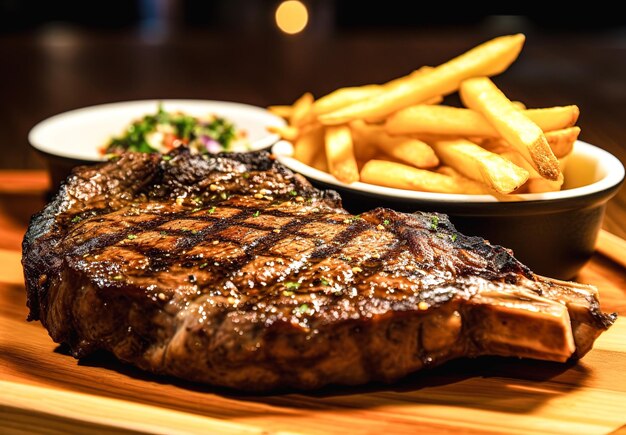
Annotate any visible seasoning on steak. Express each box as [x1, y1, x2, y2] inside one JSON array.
[[22, 148, 615, 391]]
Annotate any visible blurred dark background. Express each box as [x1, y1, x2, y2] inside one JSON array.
[[0, 2, 625, 235]]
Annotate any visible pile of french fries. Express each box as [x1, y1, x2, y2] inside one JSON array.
[[268, 34, 580, 196]]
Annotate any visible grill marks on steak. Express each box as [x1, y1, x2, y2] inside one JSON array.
[[60, 198, 458, 324], [22, 149, 615, 391]]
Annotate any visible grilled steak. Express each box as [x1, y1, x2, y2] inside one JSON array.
[[22, 149, 615, 391]]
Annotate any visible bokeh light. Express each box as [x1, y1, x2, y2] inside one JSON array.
[[275, 1, 308, 35]]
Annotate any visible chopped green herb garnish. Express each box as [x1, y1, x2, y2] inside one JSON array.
[[103, 103, 243, 155], [383, 219, 390, 226], [199, 262, 208, 269], [71, 216, 82, 223], [282, 290, 294, 297], [127, 234, 137, 240], [192, 208, 202, 212], [207, 206, 216, 214], [162, 155, 172, 161], [351, 215, 361, 221], [289, 190, 297, 196], [320, 277, 330, 286], [160, 231, 167, 236], [253, 211, 260, 217], [451, 233, 458, 242], [284, 281, 300, 290], [295, 303, 311, 314], [243, 172, 250, 179], [430, 215, 439, 231]]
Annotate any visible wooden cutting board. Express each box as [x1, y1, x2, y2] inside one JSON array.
[[2, 248, 626, 435]]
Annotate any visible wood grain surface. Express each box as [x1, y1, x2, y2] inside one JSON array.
[[1, 171, 626, 434], [2, 241, 626, 434]]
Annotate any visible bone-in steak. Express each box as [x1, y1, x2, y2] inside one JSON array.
[[22, 149, 615, 391]]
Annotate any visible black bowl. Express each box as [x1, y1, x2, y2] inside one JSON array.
[[274, 141, 625, 280]]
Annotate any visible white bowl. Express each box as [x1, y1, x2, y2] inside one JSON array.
[[272, 140, 624, 204], [30, 99, 286, 162], [272, 139, 624, 279]]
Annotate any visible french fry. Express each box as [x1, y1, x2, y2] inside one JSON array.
[[499, 150, 564, 193], [325, 126, 359, 183], [319, 34, 525, 125], [290, 92, 314, 127], [432, 139, 529, 194], [524, 106, 579, 132], [544, 127, 579, 158], [460, 77, 561, 181], [267, 125, 299, 142], [293, 125, 323, 166], [350, 121, 439, 168], [377, 136, 439, 169], [310, 145, 329, 172], [312, 85, 382, 116], [480, 126, 579, 159], [360, 160, 470, 193], [312, 67, 434, 118], [438, 166, 528, 199], [525, 178, 561, 193], [268, 105, 293, 118], [423, 95, 444, 105], [351, 121, 380, 162], [386, 104, 580, 138], [435, 166, 493, 194], [383, 66, 433, 90], [276, 34, 579, 197]]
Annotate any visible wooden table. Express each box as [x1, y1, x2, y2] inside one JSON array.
[[1, 171, 626, 434]]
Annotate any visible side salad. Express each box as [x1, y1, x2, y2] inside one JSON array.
[[103, 104, 249, 155]]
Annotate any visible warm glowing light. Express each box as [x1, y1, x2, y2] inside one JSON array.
[[275, 1, 308, 35]]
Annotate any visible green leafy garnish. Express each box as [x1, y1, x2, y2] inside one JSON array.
[[430, 215, 439, 231], [253, 211, 260, 217], [282, 290, 294, 297], [320, 277, 330, 286], [383, 219, 390, 226], [127, 234, 137, 240], [71, 216, 82, 223], [295, 303, 311, 314], [103, 103, 241, 155], [289, 190, 298, 196], [284, 282, 300, 290], [207, 206, 216, 214], [451, 233, 458, 242]]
